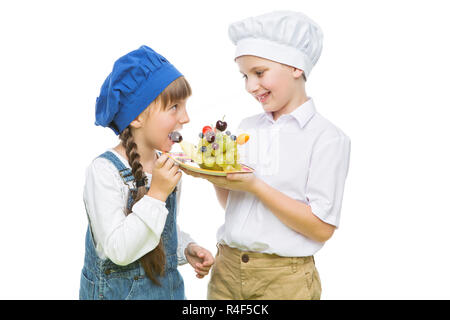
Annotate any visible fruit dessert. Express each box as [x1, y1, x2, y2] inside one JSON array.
[[169, 118, 249, 172]]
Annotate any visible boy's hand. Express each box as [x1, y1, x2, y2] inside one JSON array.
[[185, 243, 215, 279], [181, 167, 260, 194], [147, 154, 181, 201]]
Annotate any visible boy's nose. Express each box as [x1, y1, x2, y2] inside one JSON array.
[[245, 77, 260, 94]]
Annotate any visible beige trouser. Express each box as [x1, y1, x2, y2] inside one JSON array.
[[207, 244, 322, 300]]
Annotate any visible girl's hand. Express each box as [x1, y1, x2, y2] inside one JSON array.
[[147, 154, 181, 201], [185, 243, 215, 279], [181, 167, 260, 194]]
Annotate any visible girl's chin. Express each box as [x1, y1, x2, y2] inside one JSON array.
[[159, 146, 172, 153], [159, 140, 174, 153]]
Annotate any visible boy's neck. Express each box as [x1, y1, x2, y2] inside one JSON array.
[[272, 90, 308, 121]]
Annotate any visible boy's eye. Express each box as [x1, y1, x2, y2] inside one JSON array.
[[170, 104, 178, 110], [255, 70, 265, 77], [242, 74, 248, 79]]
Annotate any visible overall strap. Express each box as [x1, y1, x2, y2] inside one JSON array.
[[97, 150, 176, 193], [97, 151, 135, 187]]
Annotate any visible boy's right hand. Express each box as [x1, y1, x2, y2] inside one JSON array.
[[147, 153, 181, 202]]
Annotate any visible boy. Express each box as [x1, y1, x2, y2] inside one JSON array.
[[184, 11, 351, 300]]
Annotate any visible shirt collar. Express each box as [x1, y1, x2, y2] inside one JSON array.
[[263, 98, 316, 128]]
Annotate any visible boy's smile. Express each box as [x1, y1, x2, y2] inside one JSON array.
[[236, 55, 307, 121], [256, 91, 271, 104]]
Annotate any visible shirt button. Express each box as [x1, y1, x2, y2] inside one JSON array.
[[104, 269, 111, 275], [133, 276, 139, 281], [241, 254, 249, 263]]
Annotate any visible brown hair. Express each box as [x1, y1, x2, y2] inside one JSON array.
[[118, 76, 191, 285]]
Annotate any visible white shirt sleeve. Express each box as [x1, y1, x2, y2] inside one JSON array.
[[306, 135, 351, 227], [175, 179, 196, 265], [83, 158, 168, 266]]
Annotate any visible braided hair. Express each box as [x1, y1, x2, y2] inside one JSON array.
[[118, 76, 191, 285], [119, 127, 166, 285]]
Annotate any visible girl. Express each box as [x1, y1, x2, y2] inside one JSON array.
[[183, 11, 351, 300], [79, 45, 214, 300]]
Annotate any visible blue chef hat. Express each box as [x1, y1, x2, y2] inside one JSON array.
[[95, 45, 183, 135]]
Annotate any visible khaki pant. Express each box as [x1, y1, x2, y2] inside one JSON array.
[[207, 244, 321, 300]]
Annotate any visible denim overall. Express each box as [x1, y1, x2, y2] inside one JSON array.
[[79, 151, 185, 300]]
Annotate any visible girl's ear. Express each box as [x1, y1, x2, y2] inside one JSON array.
[[129, 106, 151, 129], [129, 116, 143, 129]]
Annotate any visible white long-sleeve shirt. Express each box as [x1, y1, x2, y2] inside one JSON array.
[[219, 98, 351, 257], [83, 149, 194, 266]]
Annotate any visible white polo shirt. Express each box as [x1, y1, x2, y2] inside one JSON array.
[[217, 98, 351, 257]]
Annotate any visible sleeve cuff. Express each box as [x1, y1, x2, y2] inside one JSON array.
[[309, 202, 340, 228], [142, 195, 167, 206], [177, 230, 196, 265]]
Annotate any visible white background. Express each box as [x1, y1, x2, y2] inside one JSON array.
[[1, 0, 449, 299]]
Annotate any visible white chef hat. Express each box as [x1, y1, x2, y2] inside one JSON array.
[[228, 11, 323, 79]]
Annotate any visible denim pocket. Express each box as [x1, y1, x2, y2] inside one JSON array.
[[79, 269, 95, 300], [103, 276, 139, 300]]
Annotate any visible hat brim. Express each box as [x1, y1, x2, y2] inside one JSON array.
[[234, 38, 313, 78]]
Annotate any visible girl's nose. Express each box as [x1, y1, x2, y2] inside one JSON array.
[[180, 108, 190, 124]]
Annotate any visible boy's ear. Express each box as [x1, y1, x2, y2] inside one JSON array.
[[293, 68, 304, 79]]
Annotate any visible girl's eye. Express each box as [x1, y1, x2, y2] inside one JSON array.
[[256, 70, 265, 77], [242, 74, 248, 79], [170, 104, 178, 110]]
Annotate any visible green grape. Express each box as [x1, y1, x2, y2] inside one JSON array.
[[197, 140, 203, 150], [215, 152, 225, 165], [204, 156, 215, 167], [226, 140, 236, 151], [193, 151, 204, 164], [216, 139, 224, 153], [225, 149, 235, 164], [204, 144, 213, 157], [197, 137, 208, 149], [223, 135, 235, 151], [223, 164, 235, 171]]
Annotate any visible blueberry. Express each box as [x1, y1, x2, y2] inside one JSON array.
[[201, 146, 207, 152], [230, 135, 237, 141], [225, 131, 231, 136]]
